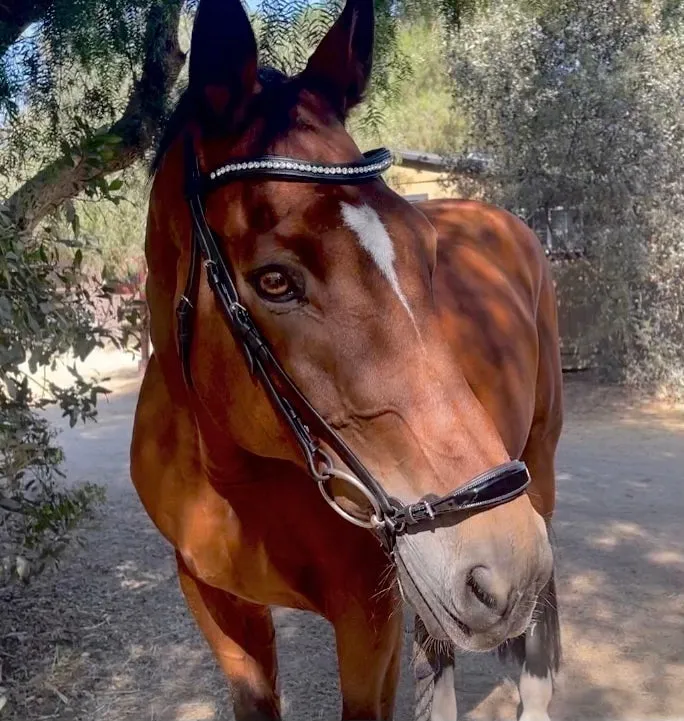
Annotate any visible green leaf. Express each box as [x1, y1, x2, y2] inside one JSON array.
[[108, 178, 124, 192]]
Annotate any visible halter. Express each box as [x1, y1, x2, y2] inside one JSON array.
[[176, 134, 530, 554]]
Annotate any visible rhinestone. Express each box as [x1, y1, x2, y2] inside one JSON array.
[[342, 167, 348, 174], [210, 171, 216, 179]]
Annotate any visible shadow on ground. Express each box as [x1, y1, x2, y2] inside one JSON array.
[[1, 378, 683, 721]]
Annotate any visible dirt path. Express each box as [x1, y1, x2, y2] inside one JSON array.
[[1, 360, 683, 721]]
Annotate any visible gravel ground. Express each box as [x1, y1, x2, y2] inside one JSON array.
[[1, 357, 683, 721]]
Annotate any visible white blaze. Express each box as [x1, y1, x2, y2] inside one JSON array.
[[340, 201, 418, 328]]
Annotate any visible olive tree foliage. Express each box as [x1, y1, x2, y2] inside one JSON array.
[[447, 0, 684, 396]]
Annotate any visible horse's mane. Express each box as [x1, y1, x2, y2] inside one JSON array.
[[150, 67, 305, 178]]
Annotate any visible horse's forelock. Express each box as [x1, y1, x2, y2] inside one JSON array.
[[150, 66, 307, 179]]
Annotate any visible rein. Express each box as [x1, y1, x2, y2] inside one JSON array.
[[176, 134, 530, 554]]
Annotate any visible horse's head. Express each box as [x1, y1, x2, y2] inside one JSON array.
[[147, 0, 553, 652]]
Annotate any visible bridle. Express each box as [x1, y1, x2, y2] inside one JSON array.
[[175, 134, 531, 554]]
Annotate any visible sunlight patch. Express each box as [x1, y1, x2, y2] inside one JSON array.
[[175, 700, 216, 720]]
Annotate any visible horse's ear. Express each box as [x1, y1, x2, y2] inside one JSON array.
[[299, 0, 374, 117], [188, 0, 258, 120]]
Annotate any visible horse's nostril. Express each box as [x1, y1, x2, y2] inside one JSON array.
[[466, 565, 511, 618]]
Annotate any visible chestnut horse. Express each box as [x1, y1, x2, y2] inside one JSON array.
[[130, 0, 562, 719]]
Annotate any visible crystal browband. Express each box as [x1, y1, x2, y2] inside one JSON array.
[[202, 147, 393, 191]]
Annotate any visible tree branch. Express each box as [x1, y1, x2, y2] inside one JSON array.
[[5, 0, 186, 232]]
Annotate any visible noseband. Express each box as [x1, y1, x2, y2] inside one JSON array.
[[176, 134, 530, 553]]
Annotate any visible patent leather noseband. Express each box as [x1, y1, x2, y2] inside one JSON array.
[[176, 135, 530, 553]]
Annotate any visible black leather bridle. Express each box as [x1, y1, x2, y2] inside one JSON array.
[[176, 134, 531, 554]]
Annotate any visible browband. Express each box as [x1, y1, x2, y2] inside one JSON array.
[[203, 148, 393, 192]]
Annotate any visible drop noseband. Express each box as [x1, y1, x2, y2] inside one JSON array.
[[176, 135, 530, 554]]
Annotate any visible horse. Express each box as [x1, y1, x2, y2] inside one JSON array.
[[130, 0, 563, 719]]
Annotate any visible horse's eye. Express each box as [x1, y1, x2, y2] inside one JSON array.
[[254, 268, 298, 302]]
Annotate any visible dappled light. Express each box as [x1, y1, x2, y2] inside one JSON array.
[[2, 1, 683, 721], [1, 374, 682, 720]]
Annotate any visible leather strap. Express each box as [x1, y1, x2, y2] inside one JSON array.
[[203, 148, 393, 192], [175, 133, 532, 553], [392, 461, 530, 529]]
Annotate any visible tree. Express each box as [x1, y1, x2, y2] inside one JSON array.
[[446, 0, 684, 397], [0, 0, 188, 583]]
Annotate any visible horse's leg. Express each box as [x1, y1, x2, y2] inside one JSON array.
[[503, 428, 561, 721], [504, 571, 560, 721], [176, 553, 280, 721], [413, 616, 457, 721], [330, 594, 403, 720]]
